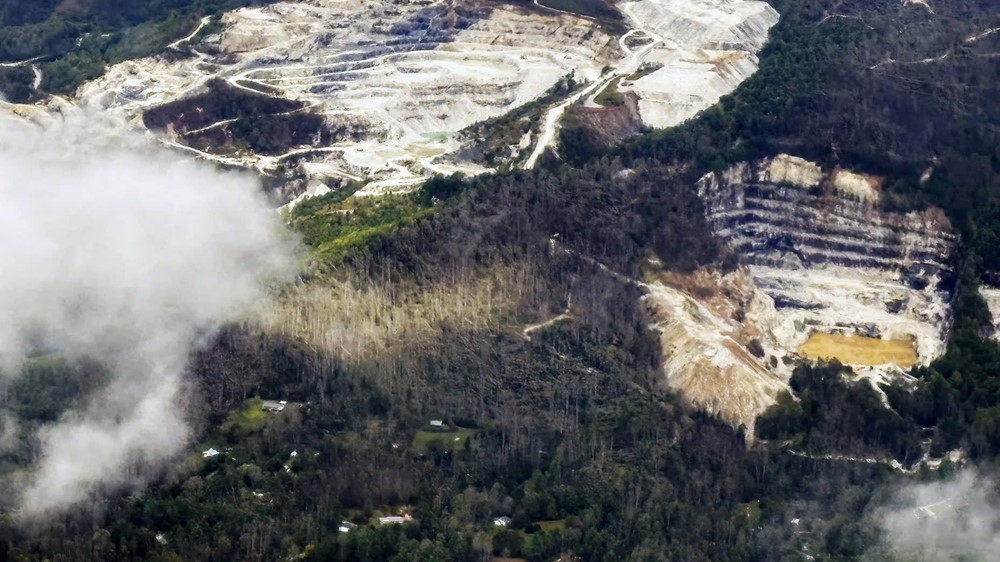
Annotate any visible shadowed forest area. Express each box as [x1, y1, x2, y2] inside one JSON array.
[[2, 0, 1000, 560]]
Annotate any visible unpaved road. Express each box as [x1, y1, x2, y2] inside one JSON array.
[[168, 17, 212, 50], [523, 4, 666, 169]]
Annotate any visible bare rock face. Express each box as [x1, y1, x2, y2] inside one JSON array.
[[618, 0, 779, 128], [979, 285, 1000, 340], [698, 155, 955, 363], [76, 0, 617, 196], [55, 0, 781, 200], [646, 155, 956, 439]]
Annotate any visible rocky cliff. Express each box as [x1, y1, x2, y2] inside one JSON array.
[[646, 155, 957, 438], [698, 154, 955, 364]]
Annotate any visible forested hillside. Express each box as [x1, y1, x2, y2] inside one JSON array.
[[1, 0, 1000, 560]]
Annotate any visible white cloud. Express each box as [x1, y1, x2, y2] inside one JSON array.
[[881, 469, 1000, 561], [0, 111, 294, 517]]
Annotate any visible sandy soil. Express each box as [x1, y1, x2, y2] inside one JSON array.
[[798, 333, 918, 368]]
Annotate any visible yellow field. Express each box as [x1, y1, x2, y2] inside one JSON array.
[[797, 333, 918, 368]]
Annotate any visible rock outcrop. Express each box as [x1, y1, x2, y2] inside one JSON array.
[[647, 155, 956, 438], [618, 0, 779, 128], [697, 154, 955, 365]]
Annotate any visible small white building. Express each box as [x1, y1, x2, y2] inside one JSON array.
[[493, 516, 512, 527], [429, 420, 444, 427], [338, 521, 358, 533], [379, 516, 407, 525], [262, 400, 287, 413], [202, 448, 220, 458]]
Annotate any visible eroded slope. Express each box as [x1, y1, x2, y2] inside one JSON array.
[[618, 0, 778, 127], [642, 267, 788, 438]]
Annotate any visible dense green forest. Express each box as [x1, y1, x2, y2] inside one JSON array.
[[3, 0, 1000, 560]]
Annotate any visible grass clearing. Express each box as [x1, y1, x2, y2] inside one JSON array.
[[290, 190, 435, 262], [535, 519, 566, 532], [224, 398, 269, 434], [411, 427, 476, 452], [798, 333, 917, 367], [735, 500, 762, 525]]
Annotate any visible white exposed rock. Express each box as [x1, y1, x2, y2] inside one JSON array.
[[623, 0, 777, 51], [643, 268, 790, 439], [832, 168, 880, 203], [76, 0, 616, 195], [628, 48, 763, 128], [281, 181, 331, 211], [619, 0, 779, 129], [656, 156, 957, 436], [979, 286, 1000, 340], [55, 0, 778, 202], [699, 155, 955, 369], [762, 153, 823, 188]]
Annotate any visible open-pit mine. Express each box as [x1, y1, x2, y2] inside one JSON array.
[[643, 155, 957, 436], [4, 0, 778, 202], [6, 0, 944, 441]]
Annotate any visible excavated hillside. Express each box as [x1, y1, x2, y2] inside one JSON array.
[[699, 154, 956, 364], [641, 267, 788, 439], [46, 0, 778, 201], [618, 0, 778, 128], [644, 155, 957, 437]]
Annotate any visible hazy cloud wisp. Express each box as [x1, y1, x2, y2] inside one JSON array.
[[0, 113, 294, 517], [881, 469, 1000, 561]]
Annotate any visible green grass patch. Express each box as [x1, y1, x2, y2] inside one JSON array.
[[593, 77, 624, 107], [411, 427, 476, 452], [535, 520, 566, 533], [289, 187, 435, 262], [735, 500, 762, 526], [224, 398, 269, 435]]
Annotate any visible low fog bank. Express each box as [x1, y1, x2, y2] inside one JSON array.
[[0, 112, 294, 517], [881, 468, 1000, 561]]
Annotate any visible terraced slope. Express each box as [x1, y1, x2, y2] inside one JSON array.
[[53, 0, 778, 200], [640, 155, 957, 437], [698, 155, 956, 365]]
